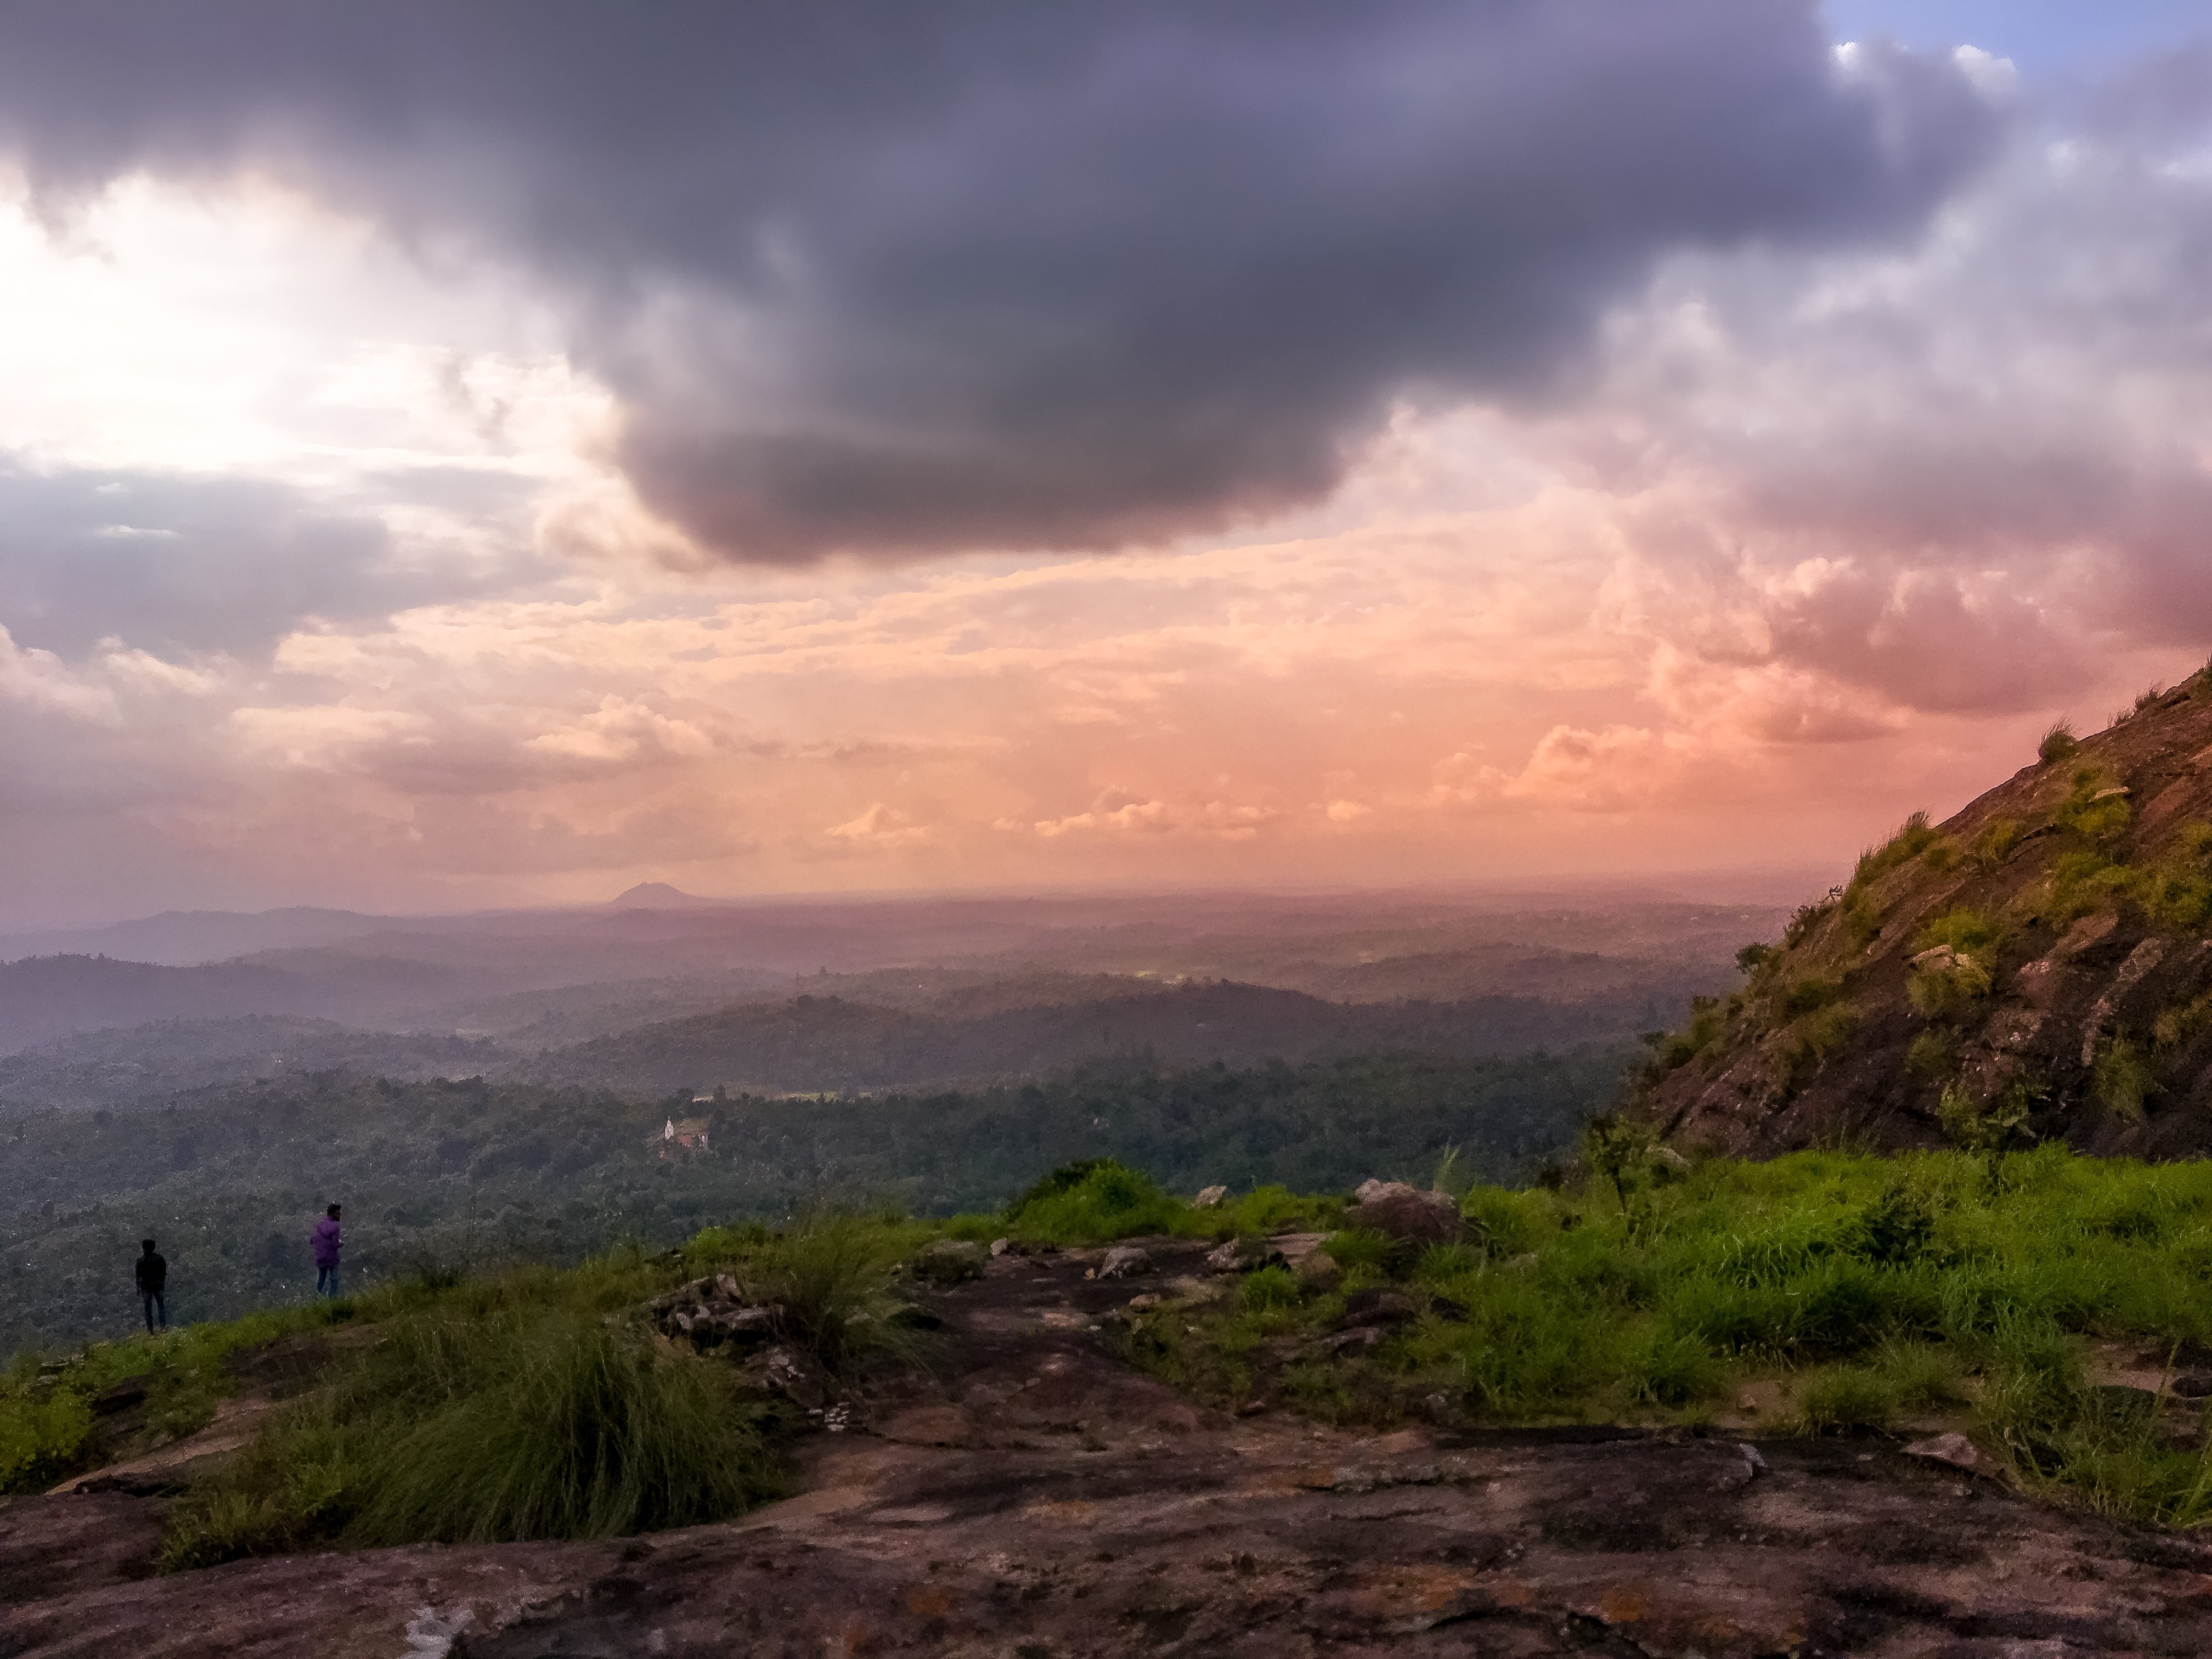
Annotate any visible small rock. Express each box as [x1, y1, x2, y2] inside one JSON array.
[[989, 1237, 1012, 1257], [1738, 1442, 1769, 1475], [1126, 1293, 1161, 1312], [1318, 1325, 1386, 1355], [1344, 1181, 1462, 1243], [2172, 1373, 2212, 1401], [1192, 1184, 1229, 1209], [1098, 1245, 1154, 1280], [1903, 1431, 1982, 1472]]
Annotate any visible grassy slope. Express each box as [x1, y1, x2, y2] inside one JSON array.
[[12, 1146, 2212, 1562]]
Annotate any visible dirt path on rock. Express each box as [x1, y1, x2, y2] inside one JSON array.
[[9, 1240, 2212, 1657]]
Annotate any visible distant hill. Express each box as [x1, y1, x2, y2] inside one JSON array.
[[0, 906, 390, 968], [1641, 668, 2212, 1158], [0, 1017, 512, 1113], [0, 956, 321, 1052], [519, 978, 1694, 1096]]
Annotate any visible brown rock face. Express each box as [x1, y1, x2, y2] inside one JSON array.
[[1640, 673, 2212, 1158], [14, 1241, 2212, 1657]]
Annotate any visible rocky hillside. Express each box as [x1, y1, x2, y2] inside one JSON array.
[[1641, 667, 2212, 1157]]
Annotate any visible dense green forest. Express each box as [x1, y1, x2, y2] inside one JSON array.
[[0, 1047, 1626, 1355]]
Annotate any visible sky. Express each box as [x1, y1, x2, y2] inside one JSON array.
[[0, 1, 2208, 928]]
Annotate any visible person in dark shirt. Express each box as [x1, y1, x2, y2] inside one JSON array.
[[134, 1239, 167, 1333]]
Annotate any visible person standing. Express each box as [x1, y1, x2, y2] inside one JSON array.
[[311, 1204, 342, 1296], [134, 1238, 167, 1333]]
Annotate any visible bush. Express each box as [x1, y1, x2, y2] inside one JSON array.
[[1969, 818, 2022, 873], [2039, 720, 2078, 765], [1003, 1159, 1183, 1244], [1908, 957, 1991, 1022], [1852, 811, 1940, 890], [0, 1386, 92, 1492], [2093, 1039, 2157, 1123], [1906, 1030, 1954, 1085]]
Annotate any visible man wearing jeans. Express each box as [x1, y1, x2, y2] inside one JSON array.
[[134, 1238, 167, 1333], [312, 1203, 342, 1296]]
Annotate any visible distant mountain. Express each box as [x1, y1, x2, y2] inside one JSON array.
[[609, 882, 730, 910]]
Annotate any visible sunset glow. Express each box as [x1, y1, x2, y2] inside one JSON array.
[[1, 2, 2207, 926]]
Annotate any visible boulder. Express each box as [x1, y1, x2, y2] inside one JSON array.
[[989, 1237, 1013, 1257], [1192, 1185, 1229, 1209], [1343, 1182, 1462, 1243], [1098, 1245, 1154, 1280], [911, 1239, 989, 1286]]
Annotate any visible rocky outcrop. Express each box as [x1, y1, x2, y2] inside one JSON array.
[[16, 1237, 2212, 1656], [1642, 671, 2212, 1157]]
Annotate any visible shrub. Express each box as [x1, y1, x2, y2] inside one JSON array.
[[727, 1214, 924, 1377], [1917, 908, 2004, 957], [1238, 1266, 1301, 1312], [1784, 893, 1839, 947], [1968, 818, 2022, 872], [1735, 941, 1778, 977], [1906, 1030, 1954, 1085], [1908, 956, 1991, 1022], [1796, 1365, 1895, 1434], [0, 1387, 93, 1493], [2092, 1039, 2157, 1123], [2057, 766, 2131, 842], [1852, 811, 1940, 890], [2039, 720, 2078, 765], [1776, 975, 1846, 1018], [1003, 1159, 1182, 1244]]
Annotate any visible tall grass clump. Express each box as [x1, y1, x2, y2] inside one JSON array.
[[2039, 719, 2078, 765], [713, 1212, 925, 1378], [161, 1267, 782, 1568]]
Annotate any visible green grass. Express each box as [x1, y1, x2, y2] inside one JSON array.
[[1117, 1145, 2212, 1528]]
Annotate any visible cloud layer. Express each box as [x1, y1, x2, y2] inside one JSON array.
[[0, 0, 1997, 562]]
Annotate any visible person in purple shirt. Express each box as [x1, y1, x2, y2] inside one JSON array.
[[311, 1203, 342, 1296]]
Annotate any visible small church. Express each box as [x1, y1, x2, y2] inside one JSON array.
[[659, 1116, 712, 1158]]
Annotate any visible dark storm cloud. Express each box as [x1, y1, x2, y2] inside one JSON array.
[[0, 1, 2001, 562], [0, 461, 487, 658]]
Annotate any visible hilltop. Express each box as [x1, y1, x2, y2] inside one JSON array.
[[16, 1153, 2212, 1655], [1641, 667, 2212, 1157]]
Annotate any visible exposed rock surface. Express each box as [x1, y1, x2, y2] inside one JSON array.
[[1643, 674, 2212, 1155], [13, 1239, 2212, 1656]]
